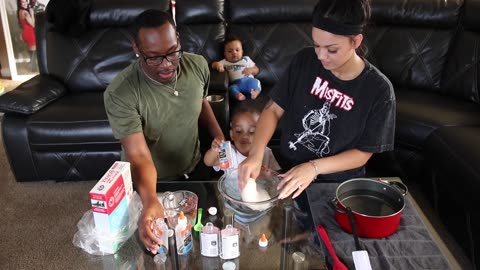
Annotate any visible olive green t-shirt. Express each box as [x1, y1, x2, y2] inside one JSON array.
[[104, 53, 209, 179]]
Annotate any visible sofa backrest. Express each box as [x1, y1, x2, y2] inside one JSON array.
[[225, 0, 316, 89], [441, 0, 480, 104], [175, 0, 225, 65], [363, 0, 462, 93], [37, 0, 170, 93]]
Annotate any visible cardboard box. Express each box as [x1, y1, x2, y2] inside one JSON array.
[[90, 161, 133, 254]]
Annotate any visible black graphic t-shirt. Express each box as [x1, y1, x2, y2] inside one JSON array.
[[270, 47, 395, 182]]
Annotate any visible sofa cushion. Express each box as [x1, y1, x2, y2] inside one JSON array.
[[425, 126, 480, 206], [225, 0, 316, 89], [27, 92, 119, 152], [364, 0, 461, 93], [42, 0, 171, 93], [0, 75, 66, 115], [395, 89, 480, 149], [176, 0, 225, 64], [441, 27, 480, 104], [370, 0, 461, 27]]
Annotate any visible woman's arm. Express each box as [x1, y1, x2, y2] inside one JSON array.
[[277, 149, 373, 199], [25, 9, 35, 27], [120, 132, 164, 254], [238, 100, 284, 188]]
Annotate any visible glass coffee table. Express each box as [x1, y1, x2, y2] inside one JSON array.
[[90, 181, 327, 270], [78, 178, 467, 270]]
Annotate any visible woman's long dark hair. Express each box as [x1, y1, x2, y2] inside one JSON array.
[[17, 0, 30, 26]]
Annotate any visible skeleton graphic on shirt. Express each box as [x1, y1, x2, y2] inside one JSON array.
[[288, 102, 337, 157]]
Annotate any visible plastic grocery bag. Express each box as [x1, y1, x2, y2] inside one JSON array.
[[72, 192, 142, 255]]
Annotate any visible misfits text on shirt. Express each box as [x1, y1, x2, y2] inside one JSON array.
[[310, 76, 354, 111]]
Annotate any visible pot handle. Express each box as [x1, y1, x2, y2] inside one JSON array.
[[389, 181, 408, 196], [329, 197, 347, 214]]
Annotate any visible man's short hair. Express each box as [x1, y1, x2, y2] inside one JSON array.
[[134, 9, 176, 43]]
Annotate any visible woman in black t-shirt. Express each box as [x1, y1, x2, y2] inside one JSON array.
[[238, 0, 395, 201]]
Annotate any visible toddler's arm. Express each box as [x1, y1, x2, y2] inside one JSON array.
[[242, 65, 259, 77], [203, 137, 224, 166]]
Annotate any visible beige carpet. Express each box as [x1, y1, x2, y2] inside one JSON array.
[[0, 120, 104, 269]]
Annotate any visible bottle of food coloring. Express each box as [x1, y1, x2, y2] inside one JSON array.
[[175, 211, 193, 255]]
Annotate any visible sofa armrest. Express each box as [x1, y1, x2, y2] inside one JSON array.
[[0, 75, 67, 115], [209, 68, 228, 94]]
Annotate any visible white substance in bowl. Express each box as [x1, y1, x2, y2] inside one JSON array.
[[240, 178, 271, 211]]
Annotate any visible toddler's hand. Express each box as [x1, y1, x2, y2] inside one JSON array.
[[211, 137, 224, 152], [242, 68, 254, 76], [242, 68, 252, 76]]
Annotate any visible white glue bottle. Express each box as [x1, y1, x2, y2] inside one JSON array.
[[152, 218, 169, 255], [220, 224, 240, 260], [175, 211, 193, 255], [200, 222, 220, 257]]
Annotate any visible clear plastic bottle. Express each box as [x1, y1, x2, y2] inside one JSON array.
[[152, 218, 169, 255], [175, 211, 193, 255], [200, 222, 220, 257], [219, 224, 240, 259], [207, 207, 223, 229]]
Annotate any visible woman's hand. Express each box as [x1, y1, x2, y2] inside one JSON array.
[[138, 199, 165, 254], [277, 162, 317, 199], [238, 154, 263, 191]]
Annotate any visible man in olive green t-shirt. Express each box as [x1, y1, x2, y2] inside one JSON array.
[[103, 10, 224, 254]]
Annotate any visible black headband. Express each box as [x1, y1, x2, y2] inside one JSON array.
[[313, 16, 363, 35]]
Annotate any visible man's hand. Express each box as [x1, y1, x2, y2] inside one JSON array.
[[138, 199, 165, 254]]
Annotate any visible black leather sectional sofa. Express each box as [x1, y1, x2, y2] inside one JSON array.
[[0, 0, 479, 267]]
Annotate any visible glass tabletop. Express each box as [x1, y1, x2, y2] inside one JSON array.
[[88, 181, 327, 270]]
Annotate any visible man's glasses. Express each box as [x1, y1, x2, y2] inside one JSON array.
[[140, 49, 183, 66]]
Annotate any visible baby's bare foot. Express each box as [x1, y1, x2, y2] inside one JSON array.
[[251, 90, 260, 99], [236, 93, 246, 101]]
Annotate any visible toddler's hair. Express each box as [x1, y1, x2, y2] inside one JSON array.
[[230, 103, 262, 127]]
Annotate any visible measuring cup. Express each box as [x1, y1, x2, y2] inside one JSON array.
[[160, 190, 198, 229]]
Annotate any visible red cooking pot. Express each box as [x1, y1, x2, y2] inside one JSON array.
[[331, 178, 408, 238]]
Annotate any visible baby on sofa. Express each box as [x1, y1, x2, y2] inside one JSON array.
[[211, 35, 262, 101]]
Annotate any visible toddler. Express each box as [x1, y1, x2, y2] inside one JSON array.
[[212, 35, 262, 101], [204, 106, 280, 174], [204, 106, 281, 223]]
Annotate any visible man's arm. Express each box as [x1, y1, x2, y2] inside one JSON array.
[[121, 133, 157, 205], [120, 132, 163, 252], [199, 99, 225, 140]]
